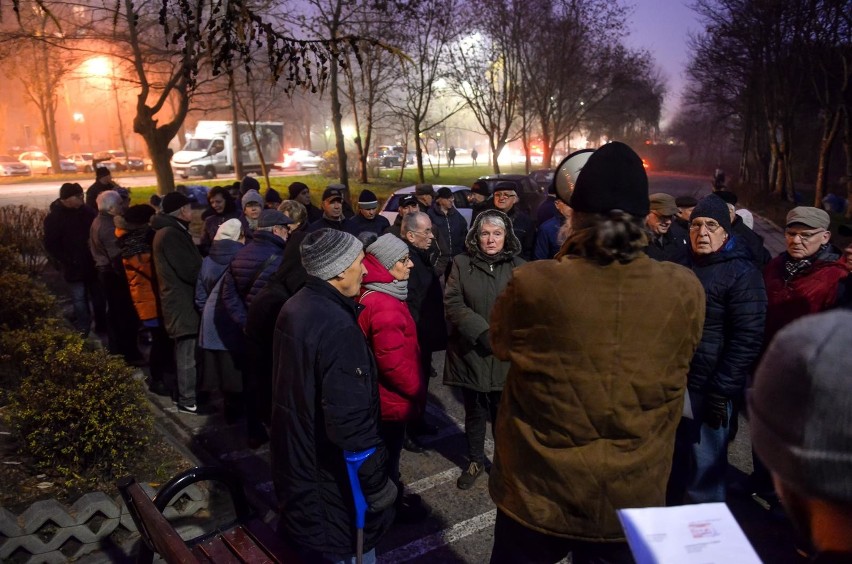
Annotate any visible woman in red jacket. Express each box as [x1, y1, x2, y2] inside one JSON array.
[[357, 233, 428, 523]]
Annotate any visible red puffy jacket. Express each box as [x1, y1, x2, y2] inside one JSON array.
[[357, 253, 425, 422]]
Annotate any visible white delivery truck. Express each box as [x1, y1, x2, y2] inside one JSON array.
[[170, 120, 284, 179]]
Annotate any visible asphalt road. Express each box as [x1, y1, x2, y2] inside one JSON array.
[[0, 169, 310, 209]]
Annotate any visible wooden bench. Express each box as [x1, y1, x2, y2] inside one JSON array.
[[118, 466, 301, 563]]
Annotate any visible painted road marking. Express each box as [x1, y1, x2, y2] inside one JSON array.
[[380, 509, 497, 562]]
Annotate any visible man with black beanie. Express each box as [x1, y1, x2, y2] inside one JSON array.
[[289, 182, 323, 223], [345, 189, 390, 237], [86, 166, 118, 209], [44, 182, 106, 335], [667, 193, 767, 505]]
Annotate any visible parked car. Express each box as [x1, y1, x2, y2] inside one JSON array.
[[380, 185, 473, 224], [0, 155, 32, 176], [67, 152, 95, 173], [17, 151, 78, 174], [528, 169, 555, 192], [476, 173, 546, 216], [105, 150, 146, 171], [276, 149, 323, 170], [92, 151, 127, 172], [369, 147, 401, 168]]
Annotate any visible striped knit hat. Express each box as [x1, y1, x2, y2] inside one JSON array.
[[300, 228, 363, 280]]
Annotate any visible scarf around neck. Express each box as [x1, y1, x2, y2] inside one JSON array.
[[365, 279, 408, 301], [784, 243, 828, 281]]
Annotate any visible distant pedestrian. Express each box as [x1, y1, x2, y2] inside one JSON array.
[[470, 148, 478, 166], [448, 146, 456, 166]]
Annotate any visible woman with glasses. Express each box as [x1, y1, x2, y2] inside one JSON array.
[[356, 233, 429, 523], [443, 209, 526, 490], [668, 193, 767, 505]]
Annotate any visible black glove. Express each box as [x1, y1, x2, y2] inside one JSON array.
[[703, 393, 729, 430], [366, 479, 398, 513], [476, 330, 492, 355]]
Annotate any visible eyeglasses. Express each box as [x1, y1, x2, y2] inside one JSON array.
[[689, 220, 722, 233], [494, 192, 517, 200], [784, 229, 825, 242], [411, 229, 433, 236], [397, 256, 411, 264], [653, 212, 674, 223]]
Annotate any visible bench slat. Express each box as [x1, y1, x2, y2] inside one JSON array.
[[222, 526, 275, 563], [196, 536, 242, 564], [244, 518, 302, 562], [191, 546, 215, 562]]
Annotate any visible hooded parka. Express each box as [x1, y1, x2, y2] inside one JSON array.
[[444, 210, 525, 392]]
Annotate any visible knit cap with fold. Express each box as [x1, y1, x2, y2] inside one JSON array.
[[690, 193, 731, 234], [367, 233, 409, 270], [300, 228, 363, 280]]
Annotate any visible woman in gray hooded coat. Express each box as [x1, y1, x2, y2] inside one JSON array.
[[444, 209, 525, 489]]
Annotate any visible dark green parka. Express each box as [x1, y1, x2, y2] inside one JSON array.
[[443, 210, 525, 392]]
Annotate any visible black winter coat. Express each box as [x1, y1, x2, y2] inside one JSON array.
[[645, 222, 690, 266], [406, 242, 448, 353], [43, 200, 97, 282], [428, 206, 468, 260], [688, 237, 767, 398], [271, 278, 393, 554], [344, 213, 391, 237]]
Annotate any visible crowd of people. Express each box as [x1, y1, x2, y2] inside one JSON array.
[[41, 149, 852, 562]]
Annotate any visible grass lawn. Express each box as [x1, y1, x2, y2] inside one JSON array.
[[128, 163, 533, 206]]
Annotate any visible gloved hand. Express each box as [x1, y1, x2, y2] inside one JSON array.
[[703, 393, 729, 430], [476, 330, 492, 355], [366, 479, 398, 513]]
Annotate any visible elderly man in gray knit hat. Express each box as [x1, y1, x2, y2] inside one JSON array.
[[749, 309, 852, 561], [271, 228, 396, 562]]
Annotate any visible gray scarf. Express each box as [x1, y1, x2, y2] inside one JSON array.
[[365, 280, 408, 301]]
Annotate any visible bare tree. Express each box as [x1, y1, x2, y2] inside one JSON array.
[[387, 0, 463, 183], [444, 0, 523, 174], [0, 2, 73, 170]]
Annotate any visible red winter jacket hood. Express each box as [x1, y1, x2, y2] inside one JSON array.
[[357, 253, 425, 421]]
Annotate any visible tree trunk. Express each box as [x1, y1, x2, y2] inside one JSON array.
[[330, 57, 348, 188], [842, 106, 852, 219], [229, 72, 243, 180], [490, 137, 501, 174], [814, 108, 841, 207]]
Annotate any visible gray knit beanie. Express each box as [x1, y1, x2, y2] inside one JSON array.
[[367, 233, 409, 270], [242, 189, 263, 210], [749, 309, 852, 503], [300, 228, 363, 280]]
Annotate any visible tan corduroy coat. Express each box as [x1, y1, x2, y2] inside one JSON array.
[[488, 254, 705, 541]]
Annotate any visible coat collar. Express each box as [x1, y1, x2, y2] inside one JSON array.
[[305, 276, 364, 318]]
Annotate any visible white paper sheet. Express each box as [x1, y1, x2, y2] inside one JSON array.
[[618, 503, 762, 564]]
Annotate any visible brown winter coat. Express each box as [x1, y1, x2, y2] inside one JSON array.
[[488, 254, 705, 541]]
